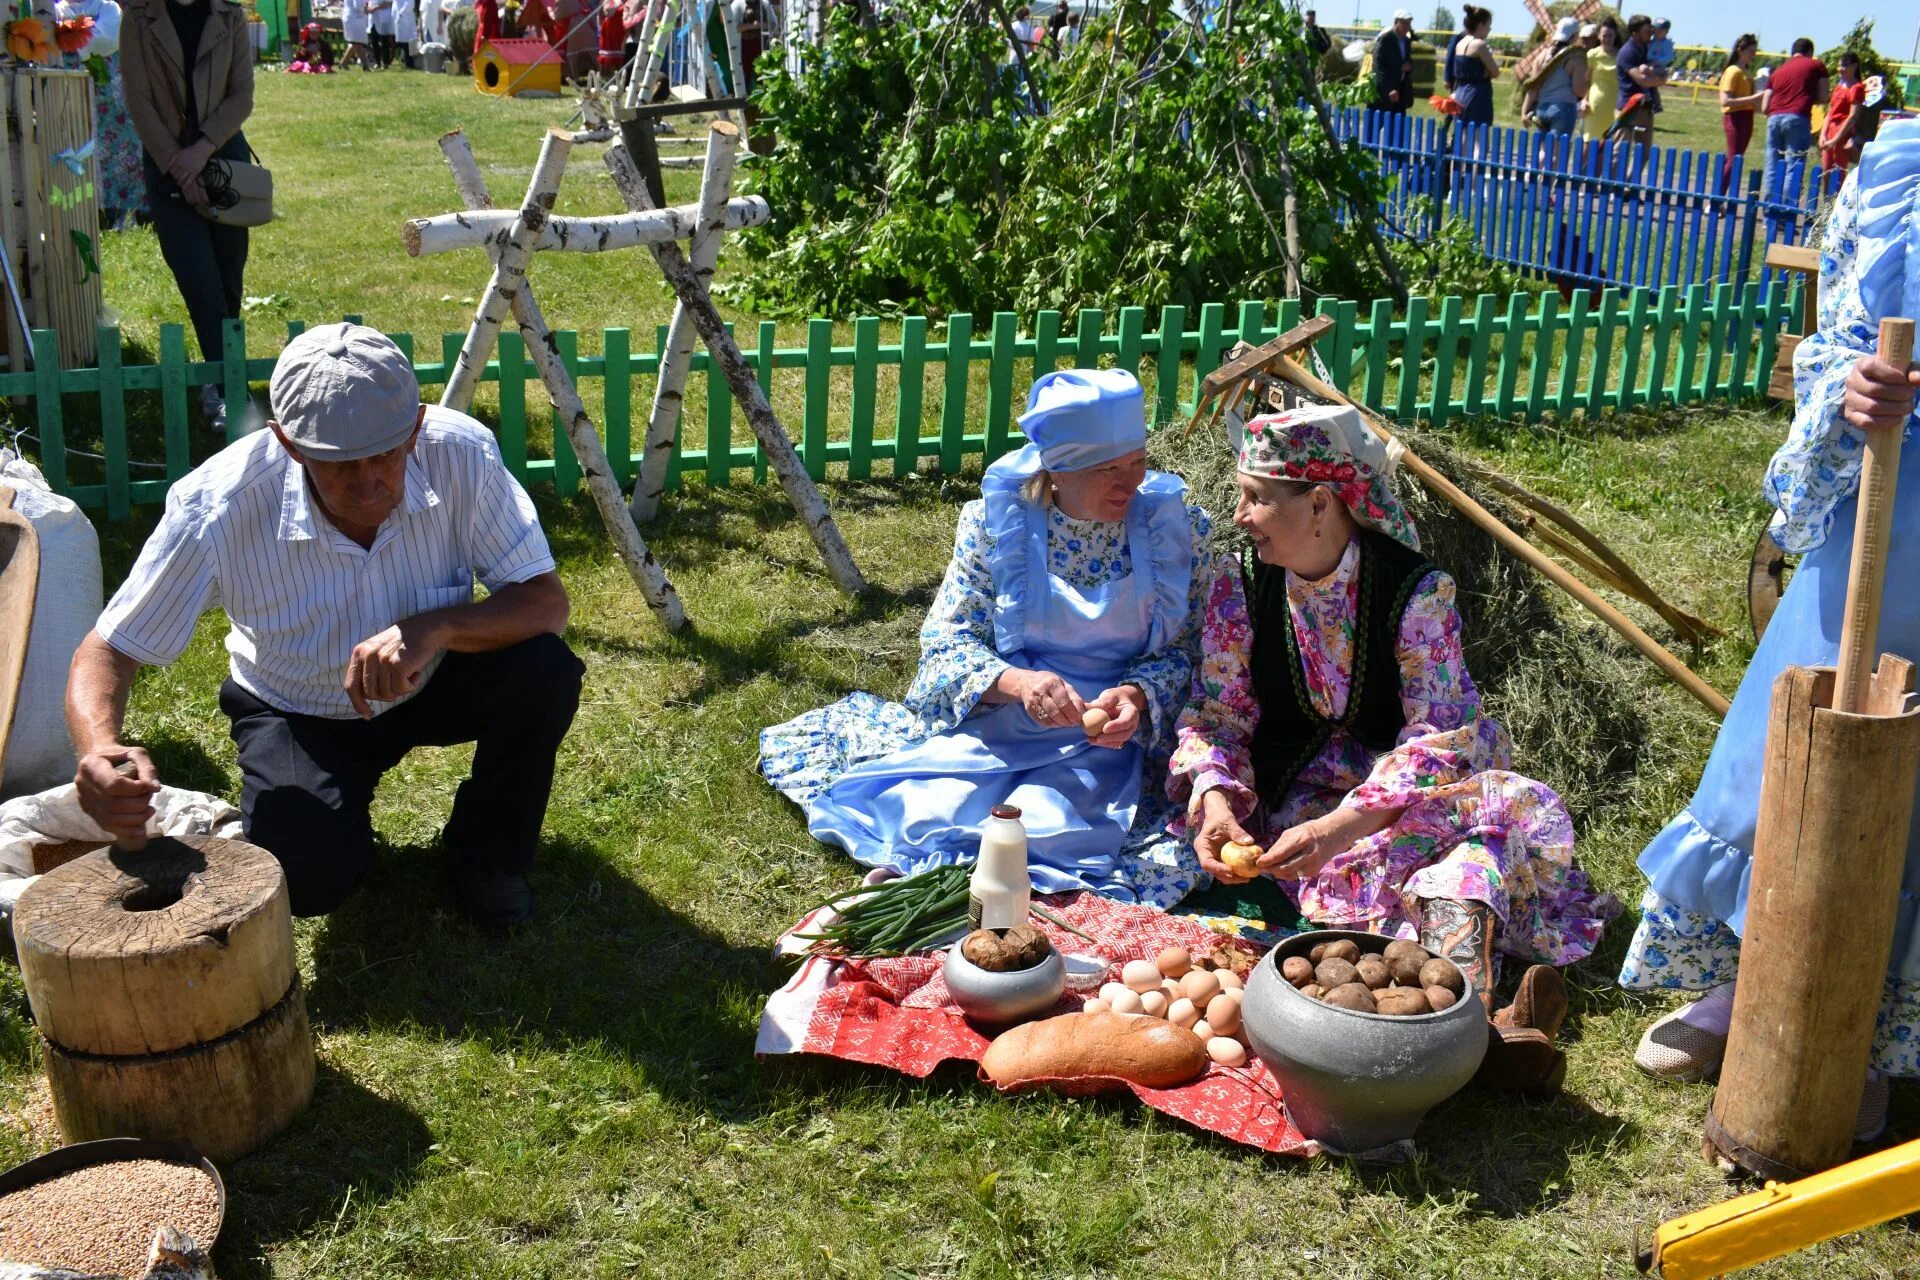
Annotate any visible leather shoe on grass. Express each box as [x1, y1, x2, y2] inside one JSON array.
[[456, 872, 536, 930], [1473, 1024, 1567, 1098], [1492, 964, 1569, 1039]]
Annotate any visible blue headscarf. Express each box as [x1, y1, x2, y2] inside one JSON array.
[[1854, 118, 1920, 329], [1014, 369, 1148, 473]]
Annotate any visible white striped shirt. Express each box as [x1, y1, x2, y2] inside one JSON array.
[[98, 407, 557, 719]]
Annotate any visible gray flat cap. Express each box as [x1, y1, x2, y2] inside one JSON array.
[[269, 323, 421, 460]]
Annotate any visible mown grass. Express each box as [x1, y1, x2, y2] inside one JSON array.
[[2, 68, 1915, 1280]]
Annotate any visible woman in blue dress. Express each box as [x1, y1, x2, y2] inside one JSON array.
[[760, 369, 1212, 906], [1620, 121, 1920, 1141], [1449, 7, 1499, 129]]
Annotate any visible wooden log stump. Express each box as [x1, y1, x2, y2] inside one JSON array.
[[14, 836, 295, 1057], [44, 978, 318, 1164]]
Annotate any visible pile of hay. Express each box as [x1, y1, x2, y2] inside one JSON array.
[[1147, 409, 1656, 825]]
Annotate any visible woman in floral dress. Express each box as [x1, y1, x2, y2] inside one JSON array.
[[1621, 120, 1920, 1141], [761, 369, 1211, 906], [57, 0, 147, 227], [1170, 405, 1618, 1094]]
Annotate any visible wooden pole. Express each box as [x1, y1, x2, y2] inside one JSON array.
[[607, 128, 869, 598], [718, 0, 749, 145], [403, 199, 769, 257], [1837, 317, 1916, 713], [438, 130, 689, 630], [631, 115, 738, 522], [622, 0, 664, 109], [1276, 354, 1731, 717]]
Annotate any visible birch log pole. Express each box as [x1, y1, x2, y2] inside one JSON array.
[[622, 0, 664, 109], [403, 198, 770, 257], [682, 0, 732, 116], [608, 127, 868, 597], [719, 0, 749, 144], [631, 119, 738, 522], [439, 129, 689, 630]]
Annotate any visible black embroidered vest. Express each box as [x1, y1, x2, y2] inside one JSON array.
[[1243, 530, 1438, 810]]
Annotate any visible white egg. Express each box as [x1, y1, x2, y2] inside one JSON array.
[[1167, 997, 1200, 1029], [1207, 1036, 1248, 1067], [1109, 987, 1145, 1015], [1191, 1019, 1213, 1040], [1082, 997, 1110, 1014], [1099, 981, 1133, 1005], [1161, 978, 1182, 1000], [1139, 990, 1169, 1018], [1123, 959, 1164, 992], [1215, 969, 1244, 992]]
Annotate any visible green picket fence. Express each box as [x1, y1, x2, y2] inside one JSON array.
[[9, 281, 1799, 520]]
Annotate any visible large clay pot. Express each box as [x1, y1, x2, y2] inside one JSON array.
[[1241, 929, 1487, 1153]]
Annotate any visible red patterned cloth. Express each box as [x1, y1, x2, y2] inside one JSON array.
[[758, 892, 1316, 1156]]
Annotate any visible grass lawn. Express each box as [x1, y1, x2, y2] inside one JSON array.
[[4, 68, 1917, 1279]]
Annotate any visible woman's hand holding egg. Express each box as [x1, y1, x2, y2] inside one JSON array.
[[1083, 686, 1147, 749]]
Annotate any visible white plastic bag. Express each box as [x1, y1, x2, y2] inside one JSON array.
[[0, 451, 103, 798]]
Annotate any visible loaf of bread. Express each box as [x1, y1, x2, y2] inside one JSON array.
[[980, 1011, 1208, 1092]]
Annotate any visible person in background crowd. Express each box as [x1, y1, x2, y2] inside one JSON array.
[[55, 0, 147, 228], [1519, 16, 1590, 139], [1448, 6, 1500, 129], [597, 0, 625, 73], [1822, 52, 1867, 177], [1645, 16, 1673, 79], [392, 0, 417, 68], [69, 325, 583, 930], [1614, 13, 1666, 150], [1371, 9, 1415, 114], [1583, 18, 1620, 141], [121, 0, 253, 434], [287, 20, 333, 70], [369, 0, 395, 66], [1303, 8, 1331, 60], [474, 0, 500, 50], [1763, 38, 1828, 188], [1718, 33, 1764, 192], [342, 0, 373, 68]]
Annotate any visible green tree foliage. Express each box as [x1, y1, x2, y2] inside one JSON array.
[[732, 0, 1401, 318], [1821, 17, 1905, 111], [1430, 6, 1454, 33]]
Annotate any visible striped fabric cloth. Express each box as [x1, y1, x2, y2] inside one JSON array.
[[98, 407, 557, 719]]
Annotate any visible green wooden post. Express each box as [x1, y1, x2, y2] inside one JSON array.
[[707, 321, 735, 486], [1236, 299, 1268, 348], [222, 319, 248, 445], [849, 316, 881, 479], [1194, 302, 1227, 404], [1586, 288, 1621, 411], [1615, 289, 1652, 410], [1524, 292, 1559, 420], [1033, 310, 1062, 382], [1116, 307, 1146, 383], [1430, 295, 1464, 424], [96, 326, 129, 520], [754, 319, 776, 483], [1364, 297, 1393, 409], [1153, 304, 1185, 425], [1276, 297, 1302, 333], [1647, 288, 1681, 406], [1674, 285, 1707, 404], [1074, 307, 1104, 367], [1330, 299, 1359, 390], [1493, 293, 1529, 419], [497, 329, 527, 477], [440, 331, 462, 402], [1556, 289, 1589, 418], [1727, 281, 1760, 396], [1463, 294, 1497, 418], [985, 311, 1018, 463], [939, 312, 973, 474], [1397, 295, 1430, 421], [604, 327, 634, 487], [159, 324, 190, 482], [31, 331, 63, 494], [805, 317, 833, 481], [552, 329, 580, 496], [895, 315, 928, 478], [1702, 282, 1734, 401], [1755, 287, 1790, 398]]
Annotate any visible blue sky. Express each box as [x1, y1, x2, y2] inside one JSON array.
[[1326, 2, 1916, 58]]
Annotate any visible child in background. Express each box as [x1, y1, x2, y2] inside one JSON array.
[[1646, 18, 1674, 78], [288, 22, 334, 72]]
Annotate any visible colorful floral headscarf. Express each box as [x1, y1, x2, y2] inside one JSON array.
[[1236, 405, 1421, 550]]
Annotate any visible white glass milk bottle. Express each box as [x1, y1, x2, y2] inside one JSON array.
[[969, 803, 1030, 931]]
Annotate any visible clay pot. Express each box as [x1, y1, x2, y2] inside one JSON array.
[[1241, 929, 1487, 1153], [943, 941, 1065, 1025]]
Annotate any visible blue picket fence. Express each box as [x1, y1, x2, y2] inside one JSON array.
[[1331, 105, 1845, 297]]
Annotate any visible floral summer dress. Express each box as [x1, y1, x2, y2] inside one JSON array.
[[58, 0, 146, 223], [1168, 536, 1618, 964]]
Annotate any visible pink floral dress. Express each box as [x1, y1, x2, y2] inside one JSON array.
[[1169, 535, 1617, 965]]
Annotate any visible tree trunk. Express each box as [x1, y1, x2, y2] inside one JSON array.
[[632, 120, 740, 522], [607, 128, 869, 598], [439, 130, 689, 630], [1290, 50, 1408, 303]]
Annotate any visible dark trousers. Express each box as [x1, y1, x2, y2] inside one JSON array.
[[371, 29, 395, 66], [221, 634, 585, 917], [143, 132, 250, 364]]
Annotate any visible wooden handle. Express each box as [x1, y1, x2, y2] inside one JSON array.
[[1836, 317, 1916, 714], [113, 758, 150, 852]]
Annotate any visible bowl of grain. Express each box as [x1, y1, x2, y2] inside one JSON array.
[[0, 1138, 223, 1277]]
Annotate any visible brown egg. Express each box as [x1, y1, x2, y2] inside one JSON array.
[[1215, 968, 1244, 992], [1167, 997, 1201, 1029], [1179, 969, 1223, 1006], [1108, 987, 1145, 1015], [1191, 1019, 1214, 1040], [1081, 707, 1111, 736], [1155, 946, 1193, 979], [1205, 993, 1242, 1036], [1206, 1036, 1248, 1067]]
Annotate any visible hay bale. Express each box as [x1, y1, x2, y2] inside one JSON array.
[[1147, 413, 1651, 823]]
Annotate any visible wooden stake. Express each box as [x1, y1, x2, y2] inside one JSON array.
[[632, 116, 739, 522], [438, 130, 688, 630], [1837, 317, 1916, 714], [1276, 354, 1730, 717], [608, 128, 869, 598]]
